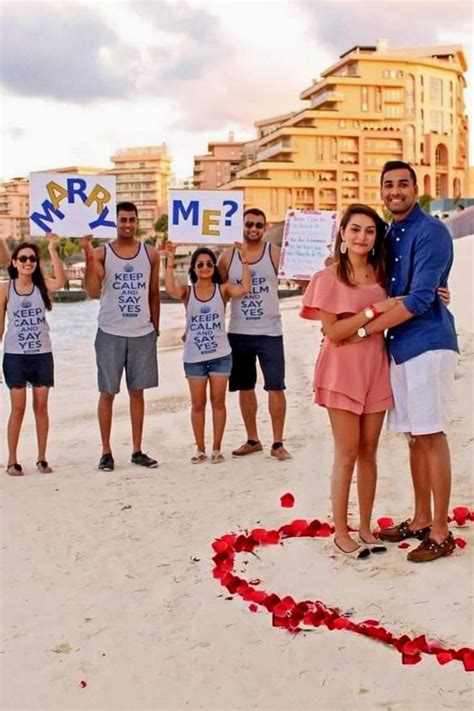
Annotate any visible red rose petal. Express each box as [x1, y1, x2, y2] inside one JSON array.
[[79, 680, 88, 688], [377, 517, 394, 530], [248, 604, 258, 612], [437, 651, 454, 665], [398, 542, 410, 549], [402, 652, 422, 665], [454, 537, 467, 549], [249, 578, 261, 586], [280, 493, 295, 508], [461, 650, 474, 672]]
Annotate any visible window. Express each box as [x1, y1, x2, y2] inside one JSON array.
[[406, 74, 415, 117], [294, 171, 302, 179], [405, 125, 415, 163], [375, 87, 382, 112], [316, 137, 324, 161], [361, 86, 369, 111], [339, 119, 346, 128], [271, 188, 278, 214], [384, 105, 399, 117], [330, 138, 337, 162], [430, 77, 443, 107], [430, 110, 443, 133]]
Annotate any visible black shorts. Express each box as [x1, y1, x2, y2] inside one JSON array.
[[228, 333, 285, 392], [3, 352, 54, 389]]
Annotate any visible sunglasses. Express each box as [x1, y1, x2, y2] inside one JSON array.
[[245, 221, 265, 229], [196, 261, 214, 268], [17, 255, 38, 263]]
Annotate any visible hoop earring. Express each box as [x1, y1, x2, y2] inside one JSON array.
[[340, 241, 347, 254], [371, 247, 375, 257]]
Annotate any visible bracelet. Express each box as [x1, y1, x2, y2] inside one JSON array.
[[166, 264, 175, 270], [369, 303, 381, 318]]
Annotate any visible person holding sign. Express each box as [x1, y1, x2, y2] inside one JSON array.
[[217, 209, 291, 461], [81, 202, 160, 472], [165, 242, 251, 463], [0, 235, 65, 476], [300, 204, 401, 557]]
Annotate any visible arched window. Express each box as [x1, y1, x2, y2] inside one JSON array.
[[453, 177, 461, 197], [424, 175, 431, 195], [435, 144, 448, 167]]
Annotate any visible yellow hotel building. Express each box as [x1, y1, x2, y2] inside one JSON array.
[[223, 41, 469, 220]]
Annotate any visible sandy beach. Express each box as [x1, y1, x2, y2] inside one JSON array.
[[1, 236, 473, 711]]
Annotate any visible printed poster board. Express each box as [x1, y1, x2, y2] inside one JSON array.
[[169, 190, 243, 244], [278, 209, 338, 280], [29, 173, 117, 237]]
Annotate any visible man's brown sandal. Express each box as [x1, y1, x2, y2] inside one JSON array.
[[407, 532, 455, 562], [232, 440, 263, 457], [378, 519, 431, 543]]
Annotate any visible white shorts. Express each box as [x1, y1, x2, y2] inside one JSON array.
[[387, 350, 457, 436]]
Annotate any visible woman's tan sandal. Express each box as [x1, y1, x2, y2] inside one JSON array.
[[191, 452, 207, 464], [7, 463, 24, 477], [211, 451, 225, 464], [407, 532, 455, 562], [378, 519, 431, 543], [37, 460, 53, 474]]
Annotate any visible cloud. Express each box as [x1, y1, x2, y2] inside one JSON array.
[[298, 0, 472, 56], [0, 1, 138, 101]]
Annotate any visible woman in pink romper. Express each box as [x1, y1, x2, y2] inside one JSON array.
[[300, 204, 401, 558]]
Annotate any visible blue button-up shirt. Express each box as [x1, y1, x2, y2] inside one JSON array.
[[386, 203, 458, 364]]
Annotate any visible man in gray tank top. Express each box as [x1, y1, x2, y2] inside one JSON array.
[[82, 202, 160, 471], [218, 208, 291, 461]]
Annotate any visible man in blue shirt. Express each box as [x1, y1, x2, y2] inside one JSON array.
[[361, 161, 458, 562]]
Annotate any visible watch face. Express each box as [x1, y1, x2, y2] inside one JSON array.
[[357, 327, 367, 338], [365, 308, 375, 319]]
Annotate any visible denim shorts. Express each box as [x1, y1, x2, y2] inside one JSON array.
[[184, 353, 232, 379], [228, 333, 285, 391], [3, 352, 54, 389], [94, 328, 158, 394]]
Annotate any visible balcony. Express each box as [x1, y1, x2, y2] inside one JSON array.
[[311, 90, 343, 109], [256, 140, 294, 161]]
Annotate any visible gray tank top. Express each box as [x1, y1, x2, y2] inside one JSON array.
[[4, 281, 52, 354], [98, 242, 154, 337], [183, 285, 231, 363], [228, 243, 282, 336]]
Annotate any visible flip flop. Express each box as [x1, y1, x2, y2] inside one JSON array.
[[191, 452, 207, 464], [359, 534, 387, 554], [211, 451, 225, 464], [37, 460, 53, 474], [7, 463, 24, 477]]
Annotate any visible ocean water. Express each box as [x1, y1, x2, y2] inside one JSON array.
[[49, 299, 186, 354]]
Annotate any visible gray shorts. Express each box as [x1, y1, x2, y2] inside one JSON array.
[[95, 328, 158, 394]]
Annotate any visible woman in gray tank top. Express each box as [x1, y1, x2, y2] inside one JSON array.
[[0, 236, 65, 476], [165, 242, 250, 464]]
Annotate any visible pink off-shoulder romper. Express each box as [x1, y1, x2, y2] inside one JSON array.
[[300, 268, 393, 415]]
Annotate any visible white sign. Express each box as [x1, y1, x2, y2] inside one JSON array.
[[278, 209, 337, 280], [169, 190, 243, 244], [29, 173, 117, 237]]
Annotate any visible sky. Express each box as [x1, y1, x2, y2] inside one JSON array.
[[1, 0, 472, 181]]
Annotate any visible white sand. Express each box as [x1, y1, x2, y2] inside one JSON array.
[[1, 237, 473, 710]]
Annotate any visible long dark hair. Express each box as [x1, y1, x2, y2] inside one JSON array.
[[188, 247, 222, 284], [8, 242, 52, 310], [334, 204, 387, 287]]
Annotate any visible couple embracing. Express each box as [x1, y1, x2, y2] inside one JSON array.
[[301, 161, 458, 564]]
